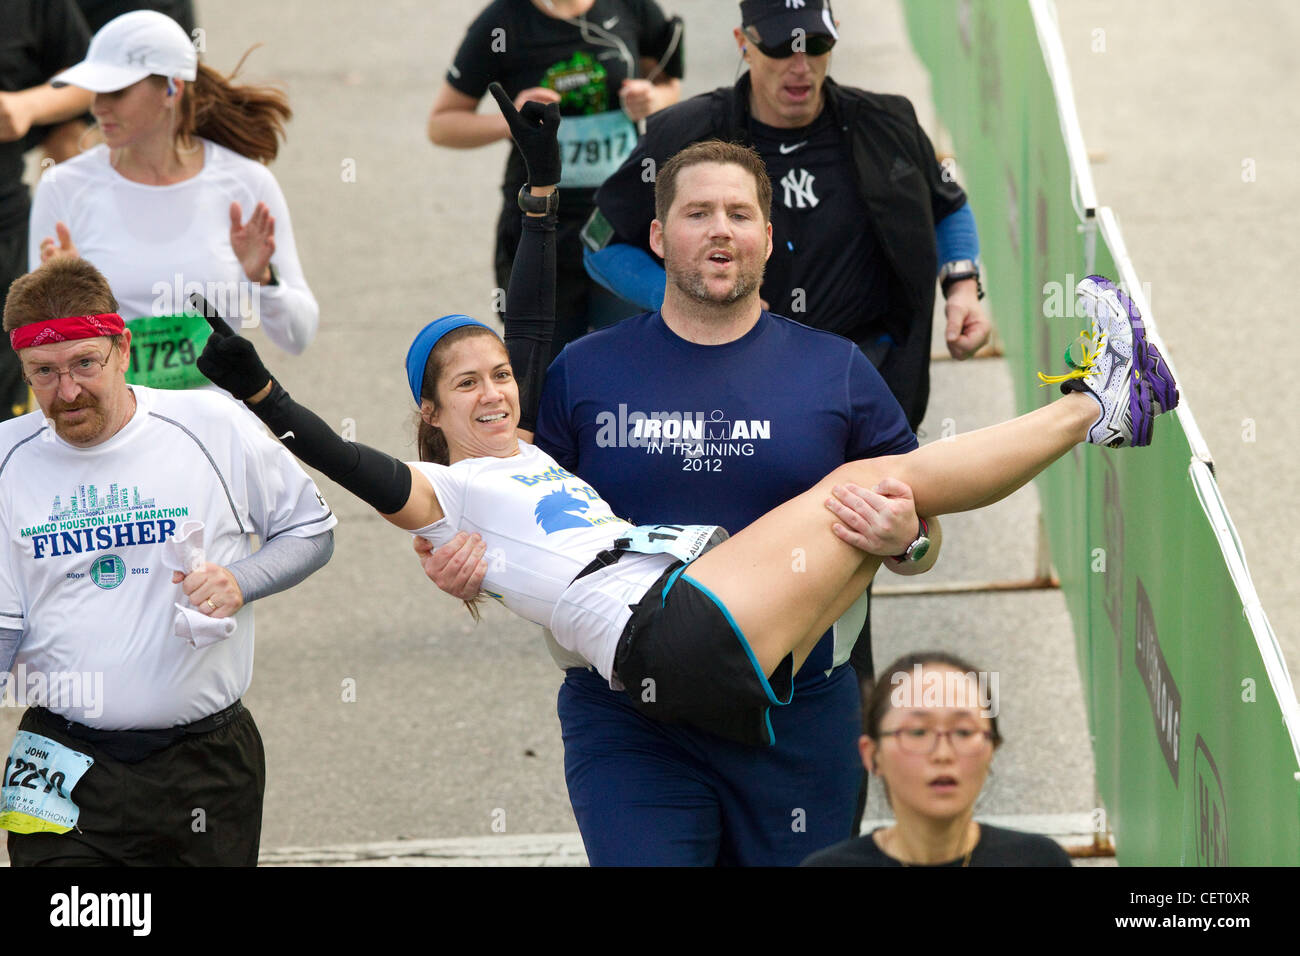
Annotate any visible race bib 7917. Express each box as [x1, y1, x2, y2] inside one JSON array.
[[557, 110, 637, 189]]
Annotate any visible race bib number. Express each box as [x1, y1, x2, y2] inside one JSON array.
[[125, 312, 213, 390], [558, 111, 637, 188], [614, 524, 728, 564], [0, 732, 94, 835]]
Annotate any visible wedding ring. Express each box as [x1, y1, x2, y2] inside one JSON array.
[[206, 598, 218, 612]]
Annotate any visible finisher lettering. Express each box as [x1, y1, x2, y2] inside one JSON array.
[[31, 519, 176, 560]]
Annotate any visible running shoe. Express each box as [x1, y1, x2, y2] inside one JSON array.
[[1037, 275, 1180, 447]]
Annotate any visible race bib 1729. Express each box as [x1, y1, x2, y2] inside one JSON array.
[[125, 312, 213, 390]]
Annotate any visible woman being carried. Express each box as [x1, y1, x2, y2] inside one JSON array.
[[197, 85, 1179, 747]]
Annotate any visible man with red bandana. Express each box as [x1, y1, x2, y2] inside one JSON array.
[[0, 257, 335, 866]]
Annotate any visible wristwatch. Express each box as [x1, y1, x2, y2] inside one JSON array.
[[939, 259, 984, 300], [892, 517, 931, 564], [518, 184, 559, 216]]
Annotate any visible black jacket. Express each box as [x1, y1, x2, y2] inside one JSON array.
[[593, 74, 967, 430]]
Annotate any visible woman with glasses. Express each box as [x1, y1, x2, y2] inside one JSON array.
[[802, 652, 1073, 866], [29, 10, 318, 395]]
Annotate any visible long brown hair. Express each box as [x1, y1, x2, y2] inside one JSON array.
[[176, 48, 291, 163]]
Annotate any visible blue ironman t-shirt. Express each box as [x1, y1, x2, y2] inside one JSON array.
[[534, 309, 917, 681]]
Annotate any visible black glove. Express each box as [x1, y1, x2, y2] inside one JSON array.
[[192, 293, 273, 401], [488, 81, 562, 187]]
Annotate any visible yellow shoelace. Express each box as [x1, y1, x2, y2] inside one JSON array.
[[1037, 329, 1105, 387]]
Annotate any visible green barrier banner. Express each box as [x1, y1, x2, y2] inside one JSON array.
[[903, 0, 1300, 864], [1085, 225, 1299, 865]]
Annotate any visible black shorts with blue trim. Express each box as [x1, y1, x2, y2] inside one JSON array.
[[613, 561, 794, 747]]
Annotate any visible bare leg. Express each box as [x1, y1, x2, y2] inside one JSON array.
[[685, 393, 1097, 676]]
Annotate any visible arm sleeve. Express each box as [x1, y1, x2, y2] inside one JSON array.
[[505, 210, 557, 433], [0, 522, 25, 678], [250, 169, 320, 355], [845, 347, 918, 460], [445, 7, 505, 99], [533, 350, 578, 471], [0, 629, 22, 693], [583, 244, 665, 311], [935, 202, 980, 265], [244, 384, 413, 516], [226, 528, 334, 604]]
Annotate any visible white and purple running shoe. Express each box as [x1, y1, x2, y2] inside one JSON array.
[[1037, 275, 1180, 447]]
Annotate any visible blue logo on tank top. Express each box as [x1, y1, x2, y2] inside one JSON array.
[[534, 486, 594, 534]]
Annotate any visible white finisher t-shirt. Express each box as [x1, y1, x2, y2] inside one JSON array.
[[27, 139, 318, 357], [0, 386, 336, 729], [410, 443, 675, 683]]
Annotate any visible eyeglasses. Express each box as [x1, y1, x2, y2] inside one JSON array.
[[744, 26, 836, 59], [22, 349, 114, 389], [879, 726, 994, 756]]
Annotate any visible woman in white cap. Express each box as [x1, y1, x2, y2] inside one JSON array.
[[29, 10, 318, 393]]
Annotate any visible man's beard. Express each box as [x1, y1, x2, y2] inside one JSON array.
[[664, 239, 764, 305], [49, 395, 107, 442]]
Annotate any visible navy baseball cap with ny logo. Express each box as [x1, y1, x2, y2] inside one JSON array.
[[739, 0, 839, 42]]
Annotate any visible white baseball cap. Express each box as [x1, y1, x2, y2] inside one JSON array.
[[50, 10, 197, 93]]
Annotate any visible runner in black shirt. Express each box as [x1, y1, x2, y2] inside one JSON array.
[[427, 0, 684, 364], [747, 108, 891, 350]]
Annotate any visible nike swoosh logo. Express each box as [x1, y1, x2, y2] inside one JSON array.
[[779, 141, 808, 154], [279, 430, 295, 440], [603, 16, 619, 29]]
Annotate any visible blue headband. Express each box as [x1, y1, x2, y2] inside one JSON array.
[[405, 314, 496, 406]]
